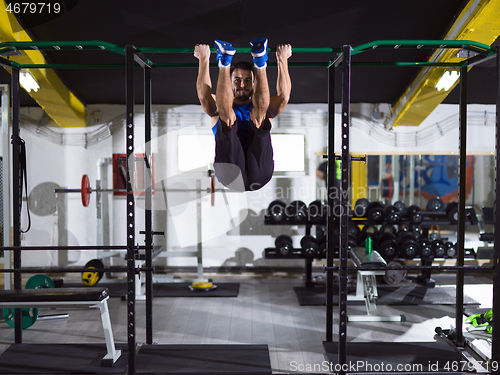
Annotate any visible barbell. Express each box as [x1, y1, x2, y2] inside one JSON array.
[[2, 274, 55, 330], [54, 174, 224, 207]]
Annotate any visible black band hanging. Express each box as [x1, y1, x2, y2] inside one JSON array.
[[11, 135, 31, 233]]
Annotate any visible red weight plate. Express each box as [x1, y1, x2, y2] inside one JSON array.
[[81, 174, 91, 207]]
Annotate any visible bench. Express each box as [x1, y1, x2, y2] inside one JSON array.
[[0, 287, 121, 366], [348, 247, 405, 322]]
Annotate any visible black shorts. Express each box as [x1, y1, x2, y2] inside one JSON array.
[[213, 118, 274, 191]]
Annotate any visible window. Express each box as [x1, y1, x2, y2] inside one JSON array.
[[177, 133, 305, 173], [272, 134, 305, 172]]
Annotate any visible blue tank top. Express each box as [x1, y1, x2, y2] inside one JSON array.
[[212, 101, 252, 150]]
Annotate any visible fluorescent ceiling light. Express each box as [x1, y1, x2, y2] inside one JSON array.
[[435, 70, 459, 91], [20, 69, 40, 92]]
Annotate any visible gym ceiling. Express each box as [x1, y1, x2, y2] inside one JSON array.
[[0, 0, 499, 128]]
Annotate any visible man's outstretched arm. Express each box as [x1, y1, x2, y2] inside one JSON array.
[[194, 44, 217, 117], [267, 44, 292, 119]]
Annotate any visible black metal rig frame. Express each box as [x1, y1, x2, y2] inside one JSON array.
[[0, 39, 498, 375], [325, 43, 500, 375]]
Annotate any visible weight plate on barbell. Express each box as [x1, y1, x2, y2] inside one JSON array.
[[3, 308, 38, 330], [2, 274, 54, 330], [25, 274, 55, 289], [81, 174, 91, 207], [81, 259, 105, 286], [383, 261, 407, 285]]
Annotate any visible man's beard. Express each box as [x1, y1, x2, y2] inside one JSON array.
[[234, 88, 252, 101]]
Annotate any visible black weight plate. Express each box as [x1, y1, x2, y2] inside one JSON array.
[[353, 198, 370, 217], [393, 201, 407, 216], [268, 200, 287, 222], [275, 234, 293, 247], [426, 197, 445, 212]]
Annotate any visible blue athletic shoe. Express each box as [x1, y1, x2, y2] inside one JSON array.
[[250, 37, 268, 68], [214, 40, 235, 68]]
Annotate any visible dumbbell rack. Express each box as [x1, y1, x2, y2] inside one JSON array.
[[263, 199, 479, 288], [263, 215, 320, 287], [352, 206, 479, 287]]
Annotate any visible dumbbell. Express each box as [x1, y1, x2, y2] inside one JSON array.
[[275, 235, 294, 257], [393, 201, 407, 217], [285, 200, 308, 224], [444, 241, 457, 258], [446, 202, 459, 224], [407, 225, 422, 240], [397, 232, 421, 259], [366, 202, 386, 224], [377, 232, 399, 261], [380, 224, 397, 235], [431, 239, 446, 258], [407, 205, 423, 225], [361, 224, 378, 236], [419, 238, 432, 259], [386, 205, 402, 224], [429, 231, 439, 241], [308, 200, 327, 225], [267, 200, 287, 223], [353, 198, 370, 217], [300, 235, 319, 260], [426, 197, 445, 212]]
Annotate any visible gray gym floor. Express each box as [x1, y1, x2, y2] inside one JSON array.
[[0, 273, 493, 374]]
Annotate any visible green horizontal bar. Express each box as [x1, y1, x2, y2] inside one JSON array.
[[139, 47, 339, 54], [352, 39, 492, 56], [13, 61, 460, 69], [351, 61, 463, 67], [0, 40, 124, 53], [16, 61, 330, 69], [3, 40, 495, 70], [153, 62, 330, 68], [16, 64, 127, 69]]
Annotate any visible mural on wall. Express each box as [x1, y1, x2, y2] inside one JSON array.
[[401, 155, 475, 203], [368, 155, 476, 204]]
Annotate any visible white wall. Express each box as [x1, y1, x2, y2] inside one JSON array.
[[1, 102, 496, 269]]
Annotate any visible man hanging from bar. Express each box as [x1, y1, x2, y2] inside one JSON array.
[[194, 38, 292, 191]]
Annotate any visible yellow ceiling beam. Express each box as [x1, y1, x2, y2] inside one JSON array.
[[0, 9, 86, 127], [391, 0, 500, 127]]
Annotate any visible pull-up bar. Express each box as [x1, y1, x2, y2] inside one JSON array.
[[0, 40, 497, 70], [351, 39, 495, 56], [138, 47, 340, 54], [0, 40, 126, 55]]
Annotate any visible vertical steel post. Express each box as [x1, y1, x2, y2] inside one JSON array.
[[456, 65, 467, 345], [1, 84, 12, 289], [326, 59, 335, 342], [196, 179, 203, 280], [125, 45, 136, 375], [338, 45, 351, 372], [11, 68, 22, 343], [144, 64, 153, 346], [492, 50, 500, 375]]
